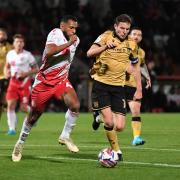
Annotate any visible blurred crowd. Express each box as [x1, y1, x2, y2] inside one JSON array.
[[1, 0, 180, 112]]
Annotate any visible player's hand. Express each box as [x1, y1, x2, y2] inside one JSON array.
[[133, 89, 142, 101], [106, 41, 117, 49], [145, 78, 151, 89], [68, 35, 77, 45]]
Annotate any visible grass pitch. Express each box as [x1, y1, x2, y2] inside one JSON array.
[[0, 113, 180, 180]]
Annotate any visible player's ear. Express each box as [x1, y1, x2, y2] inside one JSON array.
[[60, 22, 65, 30]]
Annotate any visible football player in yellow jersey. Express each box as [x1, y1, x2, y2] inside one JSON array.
[[125, 27, 151, 145], [0, 28, 13, 122], [87, 14, 142, 161]]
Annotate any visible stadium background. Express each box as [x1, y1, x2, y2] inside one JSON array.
[[1, 0, 180, 112]]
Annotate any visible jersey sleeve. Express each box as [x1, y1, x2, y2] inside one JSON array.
[[46, 29, 63, 46], [129, 39, 138, 56], [140, 49, 145, 65], [93, 31, 110, 46]]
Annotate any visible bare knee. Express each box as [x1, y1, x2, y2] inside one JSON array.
[[69, 101, 80, 113], [102, 114, 114, 128], [115, 124, 125, 132], [113, 114, 125, 132]]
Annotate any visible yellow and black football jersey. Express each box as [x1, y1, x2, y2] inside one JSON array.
[[0, 42, 13, 79], [125, 47, 145, 87], [91, 31, 138, 86]]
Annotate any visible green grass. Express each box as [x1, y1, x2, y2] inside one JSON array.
[[0, 113, 180, 180]]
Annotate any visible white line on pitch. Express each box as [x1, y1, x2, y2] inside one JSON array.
[[0, 154, 180, 168], [1, 144, 180, 152], [33, 155, 180, 168]]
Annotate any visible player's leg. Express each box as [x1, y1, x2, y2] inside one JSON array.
[[91, 80, 122, 161], [6, 99, 17, 135], [113, 113, 126, 160], [56, 81, 80, 153], [12, 82, 51, 162], [108, 86, 126, 161], [129, 100, 145, 145]]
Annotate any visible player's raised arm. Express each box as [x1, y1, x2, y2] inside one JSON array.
[[87, 31, 117, 58], [87, 44, 107, 58], [45, 34, 77, 58]]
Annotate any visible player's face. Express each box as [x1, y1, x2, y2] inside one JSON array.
[[13, 38, 24, 51], [61, 20, 78, 38], [114, 22, 130, 39], [0, 30, 7, 43], [130, 29, 142, 43]]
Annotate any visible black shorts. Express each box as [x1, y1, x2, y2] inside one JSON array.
[[125, 85, 141, 102], [0, 79, 9, 96], [91, 80, 126, 115]]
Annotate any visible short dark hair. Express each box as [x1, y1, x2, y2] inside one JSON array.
[[0, 28, 7, 33], [13, 34, 25, 41], [130, 26, 142, 32], [61, 15, 78, 23], [114, 14, 132, 25]]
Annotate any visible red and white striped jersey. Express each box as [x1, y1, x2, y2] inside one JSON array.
[[34, 28, 80, 86], [6, 49, 36, 78]]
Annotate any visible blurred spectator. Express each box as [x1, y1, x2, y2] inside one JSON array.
[[167, 86, 180, 112], [152, 85, 167, 112]]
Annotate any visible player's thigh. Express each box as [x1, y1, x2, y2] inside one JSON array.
[[63, 89, 80, 109], [113, 112, 125, 132], [91, 80, 111, 111], [31, 83, 53, 112], [55, 80, 80, 111]]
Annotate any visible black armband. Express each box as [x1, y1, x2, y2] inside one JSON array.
[[130, 57, 139, 64], [129, 53, 139, 64]]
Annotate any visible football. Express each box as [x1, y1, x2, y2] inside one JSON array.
[[98, 148, 118, 168]]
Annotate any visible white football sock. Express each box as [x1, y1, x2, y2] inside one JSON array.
[[17, 117, 32, 144], [60, 109, 78, 139], [7, 110, 17, 131]]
